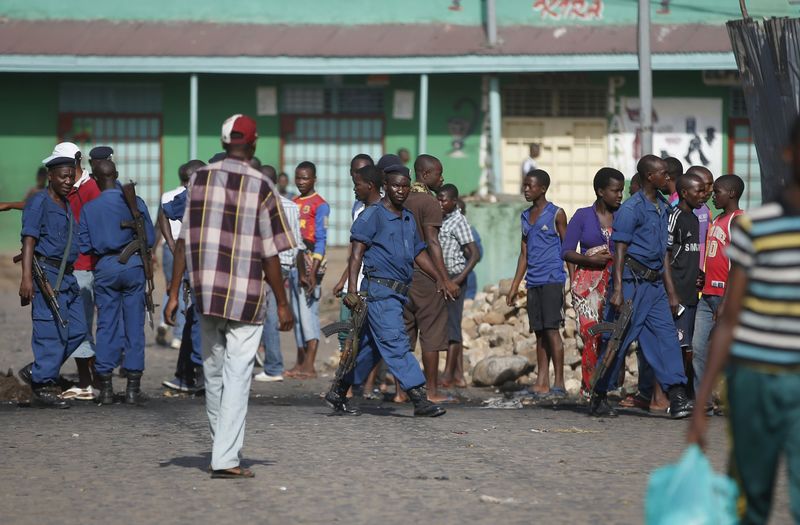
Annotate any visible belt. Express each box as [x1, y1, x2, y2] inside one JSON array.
[[367, 277, 410, 296], [37, 256, 74, 274], [625, 256, 661, 282]]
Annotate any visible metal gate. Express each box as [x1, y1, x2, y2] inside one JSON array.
[[281, 116, 384, 246]]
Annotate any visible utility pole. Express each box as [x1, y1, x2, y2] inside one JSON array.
[[638, 0, 653, 155]]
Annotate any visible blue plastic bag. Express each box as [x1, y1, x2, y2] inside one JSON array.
[[645, 445, 739, 525]]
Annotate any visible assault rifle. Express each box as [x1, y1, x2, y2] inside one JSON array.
[[13, 253, 67, 328], [322, 294, 368, 396], [119, 182, 156, 329], [587, 299, 634, 396]]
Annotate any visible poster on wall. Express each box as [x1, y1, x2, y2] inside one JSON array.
[[393, 90, 415, 120], [608, 97, 723, 177]]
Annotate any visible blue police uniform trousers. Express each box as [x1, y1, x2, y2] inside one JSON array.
[[595, 277, 686, 393], [93, 258, 147, 375], [345, 295, 426, 392], [30, 269, 87, 384]]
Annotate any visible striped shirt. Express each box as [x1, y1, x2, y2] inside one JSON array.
[[729, 201, 800, 366], [440, 209, 474, 275], [278, 195, 304, 269], [180, 158, 294, 324]]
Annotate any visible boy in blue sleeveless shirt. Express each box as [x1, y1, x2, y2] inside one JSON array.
[[326, 164, 447, 417], [507, 169, 568, 398], [19, 155, 88, 408]]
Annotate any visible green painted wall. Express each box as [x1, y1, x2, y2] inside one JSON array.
[[468, 201, 528, 290], [0, 75, 58, 252], [2, 0, 796, 26]]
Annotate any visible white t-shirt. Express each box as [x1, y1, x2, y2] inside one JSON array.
[[161, 186, 186, 240], [521, 157, 537, 177]]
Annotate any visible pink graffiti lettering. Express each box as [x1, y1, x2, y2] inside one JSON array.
[[532, 0, 603, 20]]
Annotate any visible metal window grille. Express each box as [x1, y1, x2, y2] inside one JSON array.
[[282, 86, 383, 115], [730, 89, 749, 117], [502, 86, 604, 117], [59, 83, 162, 113]]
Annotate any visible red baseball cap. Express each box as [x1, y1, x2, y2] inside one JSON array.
[[221, 114, 258, 145]]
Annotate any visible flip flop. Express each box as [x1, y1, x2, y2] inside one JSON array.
[[433, 395, 460, 404], [59, 387, 83, 400], [211, 467, 255, 479], [548, 387, 568, 399], [515, 390, 550, 400]]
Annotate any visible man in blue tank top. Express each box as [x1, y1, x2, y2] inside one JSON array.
[[591, 155, 692, 419], [507, 169, 568, 398]]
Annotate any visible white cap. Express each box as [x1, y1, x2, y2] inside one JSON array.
[[42, 142, 81, 165]]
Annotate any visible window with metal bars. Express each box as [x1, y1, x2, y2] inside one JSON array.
[[502, 86, 605, 117], [282, 86, 384, 114], [730, 89, 749, 117]]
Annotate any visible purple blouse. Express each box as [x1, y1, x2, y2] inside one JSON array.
[[561, 204, 614, 258]]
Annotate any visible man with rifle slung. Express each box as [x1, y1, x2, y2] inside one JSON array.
[[325, 163, 447, 417], [78, 160, 155, 405], [589, 155, 693, 419], [18, 153, 88, 408]]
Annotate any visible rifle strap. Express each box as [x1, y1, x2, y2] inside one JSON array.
[[54, 204, 74, 292]]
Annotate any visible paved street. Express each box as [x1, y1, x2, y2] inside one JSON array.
[[0, 254, 792, 524]]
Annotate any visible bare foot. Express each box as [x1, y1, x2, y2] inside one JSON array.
[[528, 384, 550, 394], [439, 373, 454, 388], [284, 366, 302, 378], [427, 392, 457, 403], [452, 377, 468, 388], [650, 400, 670, 412], [393, 392, 409, 403], [290, 371, 317, 380]]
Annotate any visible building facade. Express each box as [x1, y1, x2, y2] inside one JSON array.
[[0, 0, 795, 284]]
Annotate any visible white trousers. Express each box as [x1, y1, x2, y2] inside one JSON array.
[[200, 314, 263, 470]]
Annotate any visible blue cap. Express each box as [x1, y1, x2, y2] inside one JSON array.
[[89, 146, 114, 160], [45, 157, 76, 169], [376, 154, 410, 178]]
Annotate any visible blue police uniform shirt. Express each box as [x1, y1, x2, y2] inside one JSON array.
[[611, 190, 670, 272], [78, 189, 155, 266], [21, 189, 79, 264], [162, 190, 187, 222], [350, 203, 426, 298]]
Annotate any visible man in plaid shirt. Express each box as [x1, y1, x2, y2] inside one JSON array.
[[437, 184, 481, 388], [165, 114, 294, 479]]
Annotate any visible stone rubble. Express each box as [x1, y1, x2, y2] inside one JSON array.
[[461, 279, 640, 395]]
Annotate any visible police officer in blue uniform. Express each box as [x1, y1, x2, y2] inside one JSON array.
[[591, 155, 693, 419], [77, 160, 155, 405], [19, 154, 88, 408], [325, 163, 447, 417]]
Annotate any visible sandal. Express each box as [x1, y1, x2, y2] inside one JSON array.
[[211, 467, 255, 479], [619, 393, 650, 410], [548, 387, 568, 399], [60, 386, 82, 400]]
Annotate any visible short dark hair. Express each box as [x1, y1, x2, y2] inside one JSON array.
[[260, 165, 278, 184], [439, 183, 459, 199], [525, 169, 550, 189], [637, 154, 663, 177], [355, 165, 383, 187], [716, 174, 745, 198], [179, 159, 206, 182], [296, 161, 316, 177], [593, 167, 625, 193], [350, 154, 374, 170], [676, 172, 703, 195], [278, 172, 289, 180], [663, 157, 683, 180]]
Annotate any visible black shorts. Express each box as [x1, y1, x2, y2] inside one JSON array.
[[446, 280, 467, 343], [527, 283, 564, 332]]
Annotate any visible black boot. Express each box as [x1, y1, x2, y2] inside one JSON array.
[[31, 384, 69, 409], [406, 386, 446, 417], [589, 392, 618, 417], [97, 373, 115, 405], [124, 371, 147, 405], [668, 385, 693, 419], [18, 362, 33, 386], [324, 382, 361, 416]]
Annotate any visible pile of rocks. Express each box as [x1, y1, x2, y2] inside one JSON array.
[[460, 279, 639, 394]]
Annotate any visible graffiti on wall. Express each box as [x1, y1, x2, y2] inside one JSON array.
[[532, 0, 603, 20], [448, 98, 479, 158], [608, 97, 723, 178]]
